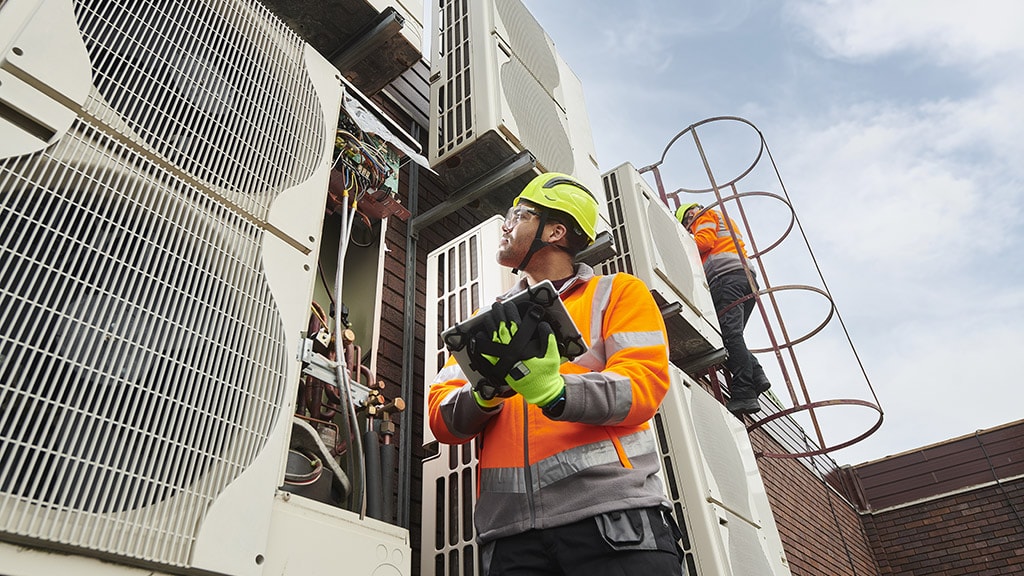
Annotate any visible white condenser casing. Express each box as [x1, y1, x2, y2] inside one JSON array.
[[428, 0, 601, 213], [652, 366, 793, 575], [599, 162, 725, 375], [0, 0, 408, 575]]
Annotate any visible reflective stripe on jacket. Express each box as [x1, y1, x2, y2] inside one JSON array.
[[427, 263, 671, 543], [689, 208, 750, 281]]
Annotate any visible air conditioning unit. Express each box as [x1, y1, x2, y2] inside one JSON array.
[[260, 0, 424, 95], [428, 0, 601, 215], [0, 1, 407, 575], [653, 366, 792, 575], [420, 217, 517, 576], [599, 162, 724, 375]]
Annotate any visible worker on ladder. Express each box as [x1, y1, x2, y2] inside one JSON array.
[[430, 173, 685, 575], [677, 202, 772, 416]]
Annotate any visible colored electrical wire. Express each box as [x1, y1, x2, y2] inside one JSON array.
[[310, 303, 329, 329]]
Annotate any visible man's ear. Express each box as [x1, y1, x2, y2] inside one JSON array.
[[545, 221, 568, 244]]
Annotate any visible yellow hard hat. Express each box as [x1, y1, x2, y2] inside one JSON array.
[[514, 173, 598, 244], [675, 202, 701, 223]]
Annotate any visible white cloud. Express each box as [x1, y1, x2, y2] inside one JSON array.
[[786, 0, 1024, 66], [923, 79, 1024, 170], [772, 83, 1024, 270], [599, 23, 677, 74], [771, 111, 967, 269], [526, 0, 756, 74]]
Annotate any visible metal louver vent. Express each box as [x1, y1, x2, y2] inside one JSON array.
[[424, 232, 487, 576], [600, 170, 637, 277], [652, 412, 702, 576], [597, 163, 723, 373], [0, 0, 333, 568], [434, 0, 472, 157], [430, 0, 580, 178]]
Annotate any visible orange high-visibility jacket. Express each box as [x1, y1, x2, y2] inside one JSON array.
[[428, 264, 671, 543], [689, 208, 750, 281]]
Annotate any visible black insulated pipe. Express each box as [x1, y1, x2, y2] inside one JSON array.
[[381, 442, 398, 523]]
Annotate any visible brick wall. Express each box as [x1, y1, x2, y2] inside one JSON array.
[[860, 478, 1024, 575], [750, 428, 880, 576]]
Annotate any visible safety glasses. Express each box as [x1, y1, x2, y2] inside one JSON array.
[[503, 206, 541, 229]]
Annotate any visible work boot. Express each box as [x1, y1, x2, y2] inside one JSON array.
[[727, 397, 761, 416]]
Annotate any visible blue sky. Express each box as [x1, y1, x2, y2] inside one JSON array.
[[429, 0, 1024, 465]]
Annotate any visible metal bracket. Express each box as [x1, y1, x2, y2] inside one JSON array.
[[299, 338, 371, 406], [328, 8, 404, 72], [576, 230, 618, 266], [410, 151, 536, 236]]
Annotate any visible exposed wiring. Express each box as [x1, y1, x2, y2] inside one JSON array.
[[337, 130, 389, 176], [334, 129, 393, 194], [324, 122, 397, 519]]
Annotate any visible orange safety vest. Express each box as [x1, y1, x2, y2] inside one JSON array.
[[689, 208, 750, 281], [428, 264, 671, 543]]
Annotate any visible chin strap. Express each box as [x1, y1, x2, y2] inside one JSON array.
[[512, 212, 549, 274]]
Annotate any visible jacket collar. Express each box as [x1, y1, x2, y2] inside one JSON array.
[[499, 263, 597, 301]]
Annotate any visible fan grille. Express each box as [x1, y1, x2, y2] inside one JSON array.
[[499, 57, 573, 174], [0, 117, 287, 566], [75, 0, 325, 219], [494, 0, 559, 99], [0, 0, 329, 567]]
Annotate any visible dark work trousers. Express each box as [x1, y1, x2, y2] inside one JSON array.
[[710, 270, 764, 399], [482, 507, 684, 576]]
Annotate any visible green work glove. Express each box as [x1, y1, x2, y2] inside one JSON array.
[[483, 302, 565, 408], [507, 322, 565, 407]]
